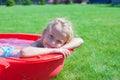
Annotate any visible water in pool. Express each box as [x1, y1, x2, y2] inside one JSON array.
[[0, 38, 34, 57]]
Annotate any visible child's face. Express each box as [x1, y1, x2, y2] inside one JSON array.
[[42, 24, 68, 48]]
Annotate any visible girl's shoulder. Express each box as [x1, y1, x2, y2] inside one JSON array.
[[31, 39, 44, 47]]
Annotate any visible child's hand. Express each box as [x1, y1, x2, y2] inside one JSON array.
[[55, 48, 70, 58]]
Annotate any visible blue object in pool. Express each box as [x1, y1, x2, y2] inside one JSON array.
[[0, 46, 14, 57]]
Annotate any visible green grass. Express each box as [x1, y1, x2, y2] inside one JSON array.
[[0, 4, 120, 80]]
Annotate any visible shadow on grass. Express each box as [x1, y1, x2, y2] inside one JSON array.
[[96, 4, 120, 8], [108, 4, 120, 7]]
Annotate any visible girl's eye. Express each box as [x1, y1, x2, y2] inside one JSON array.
[[56, 40, 62, 44]]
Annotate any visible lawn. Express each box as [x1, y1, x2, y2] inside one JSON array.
[[0, 4, 120, 80]]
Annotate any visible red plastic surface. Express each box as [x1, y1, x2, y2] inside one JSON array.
[[0, 33, 73, 80]]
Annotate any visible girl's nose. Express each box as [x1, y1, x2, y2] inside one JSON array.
[[51, 41, 56, 45]]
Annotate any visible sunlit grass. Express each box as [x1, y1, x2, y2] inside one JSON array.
[[0, 4, 120, 80]]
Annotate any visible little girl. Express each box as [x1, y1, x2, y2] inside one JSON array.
[[0, 18, 84, 58]]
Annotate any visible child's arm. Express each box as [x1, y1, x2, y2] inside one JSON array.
[[20, 46, 70, 58], [20, 38, 83, 58], [61, 38, 84, 49]]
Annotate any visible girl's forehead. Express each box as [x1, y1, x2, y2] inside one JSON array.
[[49, 26, 68, 41]]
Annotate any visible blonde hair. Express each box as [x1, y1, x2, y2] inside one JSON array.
[[46, 18, 73, 44]]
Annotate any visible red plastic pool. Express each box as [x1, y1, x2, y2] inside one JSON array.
[[0, 33, 73, 80]]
